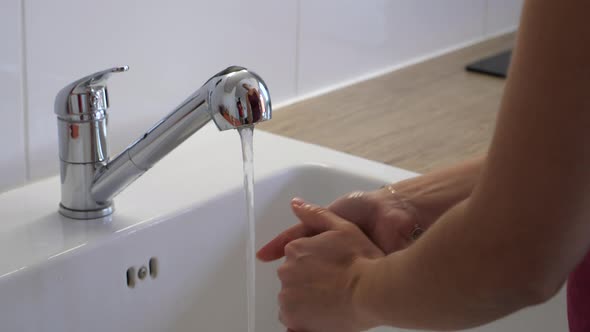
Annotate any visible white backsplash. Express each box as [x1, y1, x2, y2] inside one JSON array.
[[297, 0, 489, 96], [0, 0, 26, 190], [486, 0, 524, 36], [0, 0, 522, 192]]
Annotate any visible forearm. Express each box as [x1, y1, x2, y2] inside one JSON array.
[[356, 200, 544, 331], [392, 156, 484, 228]]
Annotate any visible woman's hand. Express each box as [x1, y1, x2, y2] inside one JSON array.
[[257, 187, 425, 262], [258, 157, 483, 261], [278, 199, 384, 332], [327, 187, 426, 253]]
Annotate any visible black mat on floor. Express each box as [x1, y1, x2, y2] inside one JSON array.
[[466, 50, 512, 78]]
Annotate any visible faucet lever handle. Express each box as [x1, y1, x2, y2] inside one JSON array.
[[54, 66, 129, 119], [69, 66, 129, 93]]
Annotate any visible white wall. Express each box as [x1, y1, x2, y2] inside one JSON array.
[[0, 0, 522, 192], [486, 0, 524, 36], [0, 0, 26, 190]]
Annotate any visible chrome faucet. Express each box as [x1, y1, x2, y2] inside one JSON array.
[[54, 66, 271, 220]]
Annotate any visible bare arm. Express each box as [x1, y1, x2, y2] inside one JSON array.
[[357, 0, 590, 329]]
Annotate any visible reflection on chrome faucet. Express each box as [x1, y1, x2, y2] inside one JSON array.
[[243, 82, 264, 124], [53, 66, 272, 220]]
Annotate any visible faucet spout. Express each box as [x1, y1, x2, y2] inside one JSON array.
[[55, 66, 271, 219]]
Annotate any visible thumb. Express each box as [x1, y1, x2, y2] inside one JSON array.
[[291, 197, 350, 233]]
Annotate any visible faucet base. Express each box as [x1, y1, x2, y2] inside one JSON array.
[[58, 204, 114, 220]]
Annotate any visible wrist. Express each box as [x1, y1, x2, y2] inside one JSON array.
[[387, 181, 439, 228], [385, 172, 473, 229], [392, 158, 483, 224], [377, 182, 437, 234], [351, 257, 390, 330]]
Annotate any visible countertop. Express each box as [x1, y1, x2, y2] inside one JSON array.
[[259, 33, 515, 173]]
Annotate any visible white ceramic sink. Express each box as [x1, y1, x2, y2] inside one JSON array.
[[0, 125, 567, 331]]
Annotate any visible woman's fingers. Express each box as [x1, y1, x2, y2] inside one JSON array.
[[257, 197, 358, 262], [291, 199, 352, 233], [257, 222, 312, 262]]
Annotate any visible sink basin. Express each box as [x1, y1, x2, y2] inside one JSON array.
[[0, 125, 566, 331]]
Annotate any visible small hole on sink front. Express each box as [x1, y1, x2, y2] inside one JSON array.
[[149, 257, 159, 279], [138, 266, 148, 280], [126, 267, 136, 288]]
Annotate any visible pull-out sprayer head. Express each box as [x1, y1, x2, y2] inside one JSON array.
[[208, 66, 272, 130]]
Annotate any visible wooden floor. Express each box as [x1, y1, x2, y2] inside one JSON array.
[[259, 34, 515, 174]]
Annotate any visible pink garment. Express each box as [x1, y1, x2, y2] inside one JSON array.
[[568, 250, 590, 331]]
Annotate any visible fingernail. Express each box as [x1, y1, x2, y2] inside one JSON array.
[[291, 197, 305, 207]]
